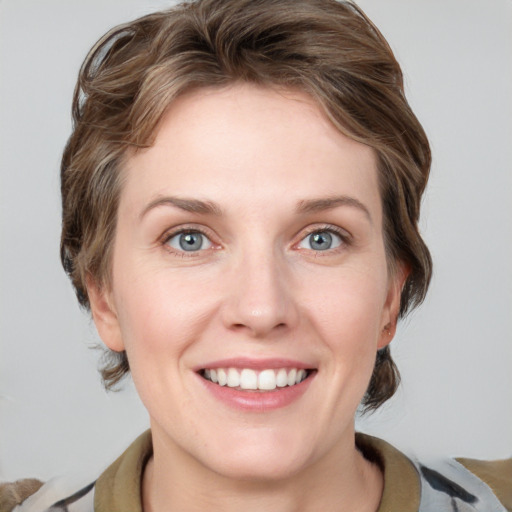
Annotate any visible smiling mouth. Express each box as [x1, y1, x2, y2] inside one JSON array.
[[200, 367, 314, 391]]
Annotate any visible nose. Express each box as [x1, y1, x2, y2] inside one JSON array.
[[221, 248, 299, 338]]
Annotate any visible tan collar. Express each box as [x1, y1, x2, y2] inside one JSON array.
[[95, 430, 420, 512], [356, 433, 420, 512], [95, 430, 151, 512]]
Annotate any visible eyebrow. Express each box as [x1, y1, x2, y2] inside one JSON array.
[[140, 194, 371, 222], [296, 196, 372, 223], [140, 196, 222, 219]]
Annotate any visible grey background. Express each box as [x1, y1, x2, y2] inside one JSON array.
[[1, 0, 511, 481]]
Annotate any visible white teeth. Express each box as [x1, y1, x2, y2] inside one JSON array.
[[276, 368, 288, 388], [240, 369, 258, 390], [296, 369, 306, 384], [258, 369, 276, 390], [203, 367, 310, 390], [227, 368, 240, 387], [217, 368, 227, 386], [287, 368, 297, 386]]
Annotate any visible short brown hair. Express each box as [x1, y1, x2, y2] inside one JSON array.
[[60, 0, 432, 409]]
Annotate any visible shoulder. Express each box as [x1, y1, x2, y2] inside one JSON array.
[[1, 430, 152, 512], [0, 477, 95, 512], [0, 479, 43, 512], [414, 457, 512, 512], [456, 456, 512, 511], [356, 433, 512, 512]]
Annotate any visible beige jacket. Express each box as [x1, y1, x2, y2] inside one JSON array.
[[2, 431, 511, 511]]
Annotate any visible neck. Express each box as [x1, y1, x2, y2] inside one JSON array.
[[142, 428, 383, 512]]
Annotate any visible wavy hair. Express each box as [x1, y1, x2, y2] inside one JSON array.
[[61, 0, 432, 410]]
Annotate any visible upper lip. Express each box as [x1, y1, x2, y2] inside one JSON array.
[[194, 357, 315, 371]]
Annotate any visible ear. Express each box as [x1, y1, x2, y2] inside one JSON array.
[[86, 275, 125, 352], [377, 262, 410, 349]]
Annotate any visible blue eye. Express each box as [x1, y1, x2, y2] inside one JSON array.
[[298, 230, 342, 251], [166, 231, 212, 252]]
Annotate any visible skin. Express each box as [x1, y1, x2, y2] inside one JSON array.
[[88, 83, 406, 512]]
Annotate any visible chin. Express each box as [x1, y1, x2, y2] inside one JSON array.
[[208, 450, 309, 482], [192, 426, 318, 482]]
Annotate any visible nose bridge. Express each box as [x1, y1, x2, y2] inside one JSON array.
[[223, 238, 297, 337]]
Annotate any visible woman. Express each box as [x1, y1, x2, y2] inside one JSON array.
[[2, 0, 510, 511]]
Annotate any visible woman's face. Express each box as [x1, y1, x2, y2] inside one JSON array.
[[90, 84, 404, 480]]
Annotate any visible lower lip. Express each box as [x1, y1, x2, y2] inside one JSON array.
[[198, 372, 315, 411]]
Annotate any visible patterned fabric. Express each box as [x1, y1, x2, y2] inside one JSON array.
[[413, 458, 508, 512], [9, 434, 510, 512], [12, 476, 94, 512]]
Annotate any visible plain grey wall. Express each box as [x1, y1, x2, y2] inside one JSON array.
[[1, 0, 511, 481]]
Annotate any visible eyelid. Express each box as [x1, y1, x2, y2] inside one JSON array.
[[168, 231, 212, 252], [300, 223, 351, 239], [160, 224, 220, 255], [294, 224, 352, 250], [159, 223, 351, 256]]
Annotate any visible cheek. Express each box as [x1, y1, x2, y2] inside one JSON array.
[[305, 265, 388, 339], [302, 266, 388, 391], [112, 265, 219, 362]]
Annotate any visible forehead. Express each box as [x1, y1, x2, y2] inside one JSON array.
[[122, 84, 380, 218]]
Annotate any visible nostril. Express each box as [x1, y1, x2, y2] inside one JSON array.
[[221, 287, 299, 336], [229, 321, 288, 336]]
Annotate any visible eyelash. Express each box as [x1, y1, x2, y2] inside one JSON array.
[[296, 224, 352, 253], [160, 224, 352, 257], [161, 226, 216, 257]]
